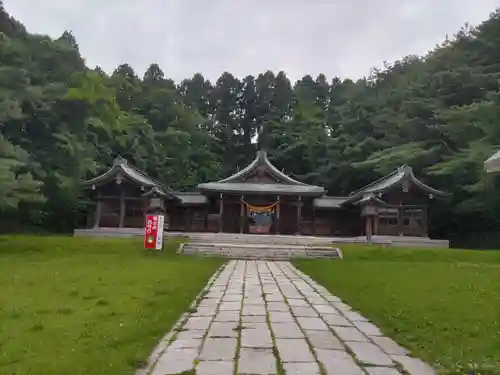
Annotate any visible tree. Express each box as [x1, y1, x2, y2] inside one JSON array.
[[1, 2, 500, 245], [0, 135, 44, 210]]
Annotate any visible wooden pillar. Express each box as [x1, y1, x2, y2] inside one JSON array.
[[312, 207, 316, 236], [239, 195, 244, 233], [185, 207, 190, 231], [93, 198, 102, 229], [423, 207, 428, 237], [397, 198, 404, 236], [119, 189, 125, 228], [373, 216, 379, 235], [397, 206, 404, 236], [163, 199, 169, 230], [296, 196, 302, 235], [365, 216, 373, 243], [204, 207, 208, 232], [276, 196, 281, 234], [219, 193, 224, 233]]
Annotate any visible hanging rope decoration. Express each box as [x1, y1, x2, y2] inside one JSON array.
[[241, 199, 279, 213]]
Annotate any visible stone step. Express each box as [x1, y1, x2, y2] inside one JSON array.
[[372, 235, 449, 247], [74, 228, 449, 248], [176, 234, 336, 246], [180, 243, 342, 260], [185, 242, 332, 249]]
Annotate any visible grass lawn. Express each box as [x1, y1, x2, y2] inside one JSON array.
[[294, 245, 500, 375], [0, 235, 225, 375]]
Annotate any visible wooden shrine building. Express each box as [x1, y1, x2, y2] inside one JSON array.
[[81, 150, 449, 238]]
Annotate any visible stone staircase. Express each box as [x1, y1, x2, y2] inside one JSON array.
[[174, 232, 338, 246], [178, 240, 343, 260], [74, 228, 449, 248]]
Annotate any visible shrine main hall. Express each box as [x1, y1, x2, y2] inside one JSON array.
[[80, 149, 448, 239]]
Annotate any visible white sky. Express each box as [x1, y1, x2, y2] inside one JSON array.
[[4, 0, 500, 82]]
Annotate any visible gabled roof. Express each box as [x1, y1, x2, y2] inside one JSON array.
[[485, 149, 500, 172], [345, 165, 449, 204], [218, 150, 308, 185], [82, 157, 174, 196], [198, 150, 326, 196]]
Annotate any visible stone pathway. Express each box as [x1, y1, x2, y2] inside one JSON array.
[[147, 260, 436, 375]]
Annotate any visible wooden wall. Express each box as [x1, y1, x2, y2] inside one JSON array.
[[84, 182, 430, 237], [312, 209, 360, 237]]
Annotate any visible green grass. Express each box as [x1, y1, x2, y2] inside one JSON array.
[[0, 235, 225, 375], [294, 245, 500, 375]]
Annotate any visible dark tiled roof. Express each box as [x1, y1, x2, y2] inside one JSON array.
[[175, 193, 208, 205], [313, 196, 348, 208], [485, 149, 500, 172], [198, 182, 325, 195], [198, 150, 325, 195], [346, 165, 449, 204], [82, 157, 174, 195]]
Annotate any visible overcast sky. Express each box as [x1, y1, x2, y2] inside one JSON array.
[[4, 0, 499, 82]]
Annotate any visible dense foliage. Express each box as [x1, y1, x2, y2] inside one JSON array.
[[1, 3, 500, 246]]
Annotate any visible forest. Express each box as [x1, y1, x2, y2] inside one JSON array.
[[1, 2, 500, 247]]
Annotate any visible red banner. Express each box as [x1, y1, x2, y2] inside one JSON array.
[[144, 214, 164, 250]]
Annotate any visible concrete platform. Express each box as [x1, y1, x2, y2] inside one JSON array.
[[74, 228, 449, 248]]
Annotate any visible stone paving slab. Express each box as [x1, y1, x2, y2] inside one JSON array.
[[297, 316, 330, 330], [315, 349, 366, 375], [372, 336, 409, 355], [214, 311, 240, 322], [199, 337, 237, 361], [304, 329, 344, 350], [283, 362, 322, 375], [151, 347, 198, 375], [275, 338, 315, 362], [291, 305, 319, 317], [345, 341, 394, 366], [196, 361, 234, 375], [241, 326, 273, 348], [332, 326, 370, 342], [147, 260, 435, 375], [365, 366, 403, 375], [271, 322, 304, 338], [238, 348, 276, 374], [323, 313, 353, 326], [207, 322, 238, 338]]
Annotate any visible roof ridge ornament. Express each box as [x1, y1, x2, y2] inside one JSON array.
[[113, 156, 128, 166], [214, 148, 309, 186], [397, 164, 411, 173]]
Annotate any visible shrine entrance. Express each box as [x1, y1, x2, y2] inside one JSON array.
[[242, 199, 279, 234]]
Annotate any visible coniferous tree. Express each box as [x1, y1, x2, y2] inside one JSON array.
[[0, 3, 500, 244]]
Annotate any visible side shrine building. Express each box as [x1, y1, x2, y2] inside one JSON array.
[[81, 150, 449, 238]]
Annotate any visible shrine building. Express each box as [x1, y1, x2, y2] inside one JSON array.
[[80, 149, 449, 238]]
